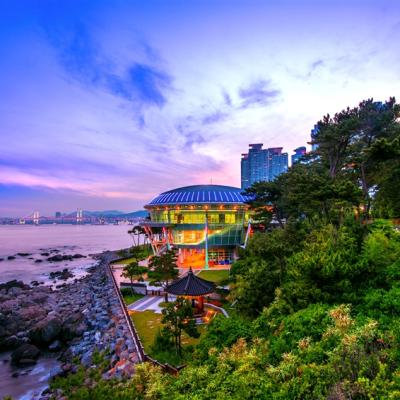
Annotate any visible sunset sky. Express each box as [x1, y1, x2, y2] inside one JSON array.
[[1, 0, 400, 216]]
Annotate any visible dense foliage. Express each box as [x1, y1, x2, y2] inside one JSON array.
[[51, 98, 400, 399]]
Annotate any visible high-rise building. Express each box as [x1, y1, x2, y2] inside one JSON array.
[[55, 211, 62, 218], [310, 124, 319, 151], [240, 153, 250, 189], [291, 146, 307, 165], [241, 144, 288, 189]]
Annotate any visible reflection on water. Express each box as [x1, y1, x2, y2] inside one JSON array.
[[0, 351, 61, 400]]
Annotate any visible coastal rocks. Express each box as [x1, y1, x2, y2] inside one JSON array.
[[49, 340, 62, 352], [17, 252, 32, 257], [47, 254, 85, 263], [7, 256, 16, 260], [0, 280, 29, 291], [30, 316, 62, 344], [11, 344, 40, 365], [49, 268, 74, 280], [61, 312, 87, 340], [1, 252, 141, 398]]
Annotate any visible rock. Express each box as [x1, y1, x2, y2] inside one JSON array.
[[2, 335, 24, 349], [18, 305, 47, 320], [17, 252, 31, 257], [11, 344, 40, 365], [61, 312, 87, 340], [31, 280, 40, 286], [49, 340, 62, 351], [81, 351, 92, 366], [30, 317, 62, 344], [0, 280, 27, 291], [40, 252, 50, 257], [7, 256, 16, 260], [49, 268, 74, 280], [0, 258, 4, 261], [34, 259, 43, 263], [72, 254, 85, 259]]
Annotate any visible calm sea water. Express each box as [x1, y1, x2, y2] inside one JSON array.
[[0, 224, 133, 283], [0, 224, 134, 399]]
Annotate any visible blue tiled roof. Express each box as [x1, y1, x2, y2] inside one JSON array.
[[146, 185, 249, 206]]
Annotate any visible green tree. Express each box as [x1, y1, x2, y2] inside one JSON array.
[[121, 261, 147, 296], [161, 297, 199, 355], [148, 249, 179, 302]]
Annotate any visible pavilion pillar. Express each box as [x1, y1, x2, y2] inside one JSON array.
[[199, 295, 204, 312]]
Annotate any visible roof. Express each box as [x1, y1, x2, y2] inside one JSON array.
[[146, 184, 249, 207], [166, 268, 215, 296]]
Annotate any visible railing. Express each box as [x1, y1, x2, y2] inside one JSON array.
[[106, 252, 146, 362], [105, 253, 182, 375], [204, 302, 229, 318]]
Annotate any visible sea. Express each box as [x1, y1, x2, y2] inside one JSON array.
[[0, 224, 134, 399], [0, 224, 134, 284]]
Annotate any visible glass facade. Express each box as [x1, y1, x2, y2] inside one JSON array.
[[143, 185, 251, 267], [150, 206, 246, 225], [241, 144, 288, 189]]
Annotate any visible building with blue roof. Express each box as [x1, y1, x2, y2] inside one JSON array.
[[142, 185, 251, 269]]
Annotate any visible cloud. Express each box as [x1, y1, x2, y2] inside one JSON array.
[[201, 110, 228, 125], [128, 64, 172, 107], [222, 90, 232, 106], [311, 59, 324, 71], [44, 22, 172, 107], [238, 79, 280, 108]]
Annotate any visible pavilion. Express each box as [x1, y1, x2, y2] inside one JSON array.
[[166, 268, 215, 315]]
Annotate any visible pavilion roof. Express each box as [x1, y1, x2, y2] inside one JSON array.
[[166, 268, 215, 296]]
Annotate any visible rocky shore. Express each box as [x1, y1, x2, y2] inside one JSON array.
[[0, 252, 140, 399]]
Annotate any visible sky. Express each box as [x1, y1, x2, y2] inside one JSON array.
[[1, 0, 400, 217]]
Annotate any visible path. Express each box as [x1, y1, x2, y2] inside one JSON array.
[[128, 295, 177, 313]]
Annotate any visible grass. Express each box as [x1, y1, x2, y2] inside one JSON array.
[[130, 310, 206, 365], [198, 269, 230, 284], [131, 310, 163, 353], [121, 288, 144, 305], [112, 257, 140, 265]]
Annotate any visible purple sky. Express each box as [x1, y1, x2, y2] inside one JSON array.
[[1, 0, 400, 217]]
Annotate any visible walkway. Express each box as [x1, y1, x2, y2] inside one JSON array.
[[128, 295, 177, 314]]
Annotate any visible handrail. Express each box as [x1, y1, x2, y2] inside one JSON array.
[[106, 253, 146, 362], [106, 253, 182, 375], [204, 302, 229, 318]]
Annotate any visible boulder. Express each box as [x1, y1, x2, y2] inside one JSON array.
[[61, 312, 87, 340], [18, 305, 47, 321], [72, 254, 85, 259], [49, 340, 62, 352], [30, 316, 62, 344], [11, 344, 40, 365], [0, 280, 27, 291]]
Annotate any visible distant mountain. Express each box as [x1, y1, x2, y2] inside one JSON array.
[[84, 210, 125, 217], [119, 210, 149, 218], [63, 210, 148, 218]]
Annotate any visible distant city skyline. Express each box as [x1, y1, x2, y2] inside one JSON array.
[[1, 1, 400, 216]]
